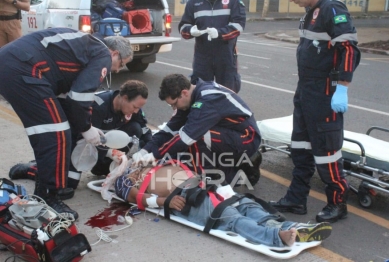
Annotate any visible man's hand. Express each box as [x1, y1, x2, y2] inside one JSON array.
[[190, 25, 202, 37], [169, 195, 186, 211], [207, 27, 218, 41], [106, 149, 125, 163], [331, 84, 348, 113], [81, 126, 104, 145]]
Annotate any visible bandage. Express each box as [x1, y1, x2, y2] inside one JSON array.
[[145, 195, 159, 208]]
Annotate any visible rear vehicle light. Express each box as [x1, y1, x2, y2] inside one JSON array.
[[79, 15, 91, 33], [165, 13, 172, 37]]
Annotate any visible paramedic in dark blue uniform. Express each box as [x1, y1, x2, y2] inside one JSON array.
[[0, 28, 133, 219], [178, 0, 246, 93], [132, 74, 262, 187], [11, 80, 151, 192], [269, 0, 360, 223], [70, 79, 151, 183]]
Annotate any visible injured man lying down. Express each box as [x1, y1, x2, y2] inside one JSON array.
[[113, 163, 332, 247]]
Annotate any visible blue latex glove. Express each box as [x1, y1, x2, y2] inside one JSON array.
[[331, 84, 348, 113]]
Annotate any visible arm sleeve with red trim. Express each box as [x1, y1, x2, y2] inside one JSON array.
[[326, 2, 361, 82], [143, 109, 189, 156], [154, 98, 222, 159], [218, 0, 246, 41], [65, 41, 111, 133], [178, 1, 195, 40]]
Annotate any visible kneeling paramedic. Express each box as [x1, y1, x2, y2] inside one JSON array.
[[132, 74, 262, 187]]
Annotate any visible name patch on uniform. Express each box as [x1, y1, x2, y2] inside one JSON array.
[[334, 14, 347, 24], [192, 102, 203, 109]]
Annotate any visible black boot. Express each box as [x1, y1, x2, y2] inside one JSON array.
[[316, 203, 347, 223], [9, 160, 37, 180], [34, 182, 79, 220], [269, 197, 307, 215], [239, 151, 262, 186]]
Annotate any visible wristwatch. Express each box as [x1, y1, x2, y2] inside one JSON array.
[[12, 0, 17, 5]]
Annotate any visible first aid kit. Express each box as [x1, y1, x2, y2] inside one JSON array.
[[94, 18, 130, 36], [0, 195, 91, 262]]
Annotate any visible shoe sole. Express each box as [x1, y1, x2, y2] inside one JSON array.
[[296, 222, 332, 242], [316, 211, 348, 223]]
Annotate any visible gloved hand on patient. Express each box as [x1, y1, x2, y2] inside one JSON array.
[[131, 149, 156, 167], [82, 126, 104, 146], [331, 84, 348, 113]]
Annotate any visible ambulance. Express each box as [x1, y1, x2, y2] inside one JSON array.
[[21, 0, 180, 72]]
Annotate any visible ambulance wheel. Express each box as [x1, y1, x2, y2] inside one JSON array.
[[358, 193, 374, 208], [126, 60, 149, 72]]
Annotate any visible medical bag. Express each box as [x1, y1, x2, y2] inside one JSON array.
[[0, 199, 91, 262], [94, 18, 130, 36], [102, 2, 125, 19]]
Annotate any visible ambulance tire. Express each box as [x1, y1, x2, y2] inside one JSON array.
[[126, 59, 149, 72]]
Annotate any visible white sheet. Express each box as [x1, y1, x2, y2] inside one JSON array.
[[257, 115, 389, 164]]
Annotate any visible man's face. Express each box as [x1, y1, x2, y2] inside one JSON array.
[[111, 50, 132, 73], [118, 95, 147, 117], [165, 90, 191, 111], [289, 0, 318, 8]]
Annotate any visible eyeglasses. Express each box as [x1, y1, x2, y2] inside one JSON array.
[[118, 52, 125, 69], [168, 96, 181, 109]]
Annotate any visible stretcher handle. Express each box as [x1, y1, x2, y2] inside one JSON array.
[[343, 137, 365, 157], [366, 126, 389, 136]]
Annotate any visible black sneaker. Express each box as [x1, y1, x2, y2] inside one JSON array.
[[9, 161, 37, 180], [269, 197, 307, 215], [295, 222, 332, 242], [44, 194, 79, 221], [239, 151, 262, 186], [316, 203, 347, 223]]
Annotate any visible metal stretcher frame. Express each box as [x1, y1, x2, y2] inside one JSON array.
[[257, 115, 389, 208], [87, 179, 322, 260]]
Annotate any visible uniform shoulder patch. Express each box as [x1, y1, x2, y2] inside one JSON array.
[[334, 14, 347, 24], [192, 102, 203, 109], [239, 0, 245, 7]]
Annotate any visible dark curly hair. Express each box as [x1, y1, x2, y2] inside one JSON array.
[[158, 74, 191, 100], [119, 80, 148, 101]]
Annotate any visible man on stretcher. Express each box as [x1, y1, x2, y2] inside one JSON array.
[[113, 162, 332, 248]]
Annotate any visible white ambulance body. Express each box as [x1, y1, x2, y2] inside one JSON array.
[[21, 0, 180, 72]]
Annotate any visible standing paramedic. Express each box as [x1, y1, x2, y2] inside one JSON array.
[[0, 0, 30, 47], [132, 74, 262, 187], [0, 28, 133, 220], [178, 0, 246, 93], [270, 0, 360, 223]]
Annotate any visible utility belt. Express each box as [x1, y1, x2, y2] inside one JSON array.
[[0, 10, 21, 21]]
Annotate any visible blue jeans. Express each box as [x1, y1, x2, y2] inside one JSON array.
[[172, 196, 295, 247]]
